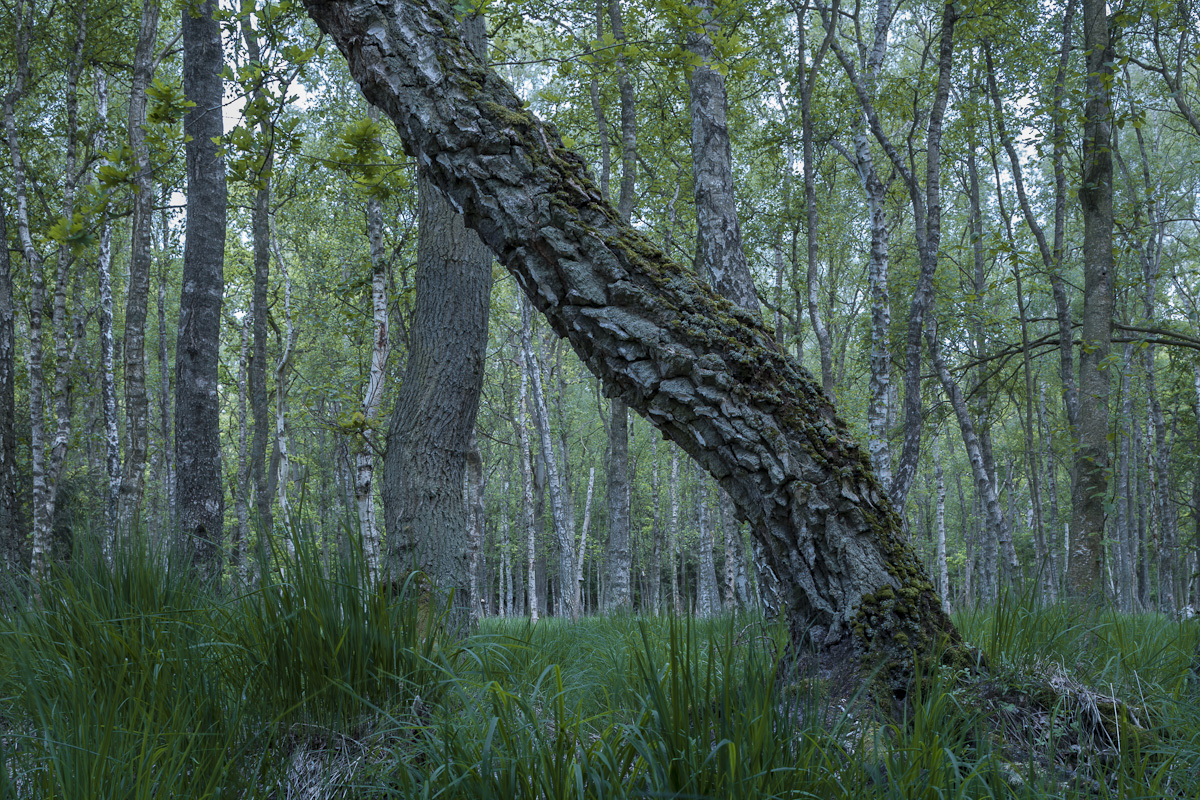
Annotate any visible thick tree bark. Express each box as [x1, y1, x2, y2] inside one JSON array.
[[120, 0, 160, 532], [304, 0, 959, 681], [1069, 0, 1115, 598], [382, 11, 492, 615], [383, 174, 492, 606], [178, 0, 228, 580]]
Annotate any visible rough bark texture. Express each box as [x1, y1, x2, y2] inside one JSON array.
[[1069, 0, 1115, 598], [304, 0, 959, 682], [120, 0, 160, 532], [381, 11, 492, 616], [383, 175, 492, 607], [685, 0, 760, 314], [178, 0, 227, 580]]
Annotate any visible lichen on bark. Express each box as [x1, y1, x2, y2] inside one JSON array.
[[302, 0, 960, 693]]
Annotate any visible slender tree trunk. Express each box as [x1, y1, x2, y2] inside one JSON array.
[[576, 466, 595, 609], [356, 144, 389, 580], [1038, 385, 1063, 596], [694, 468, 720, 618], [514, 344, 539, 622], [307, 0, 961, 681], [796, 16, 834, 395], [234, 312, 251, 586], [519, 299, 577, 620], [933, 431, 949, 614], [95, 73, 121, 554], [1117, 345, 1135, 611], [0, 194, 19, 573], [927, 323, 1018, 590], [177, 0, 228, 579], [120, 0, 161, 532], [1069, 0, 1115, 598], [157, 197, 176, 536], [649, 435, 662, 613], [272, 236, 297, 548], [669, 448, 680, 614], [465, 431, 485, 621]]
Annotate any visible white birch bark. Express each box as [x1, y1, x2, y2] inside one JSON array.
[[575, 466, 595, 608], [514, 336, 539, 622], [927, 323, 1019, 588], [519, 296, 577, 619], [933, 431, 950, 614], [272, 232, 298, 556], [95, 72, 121, 555], [356, 156, 389, 581]]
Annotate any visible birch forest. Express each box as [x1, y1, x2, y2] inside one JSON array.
[[5, 0, 1200, 795], [3, 0, 1200, 617]]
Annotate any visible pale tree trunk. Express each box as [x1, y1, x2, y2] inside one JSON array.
[[465, 432, 485, 621], [272, 235, 297, 551], [1120, 116, 1179, 613], [820, 0, 956, 514], [1012, 229, 1049, 598], [306, 0, 960, 680], [720, 492, 750, 608], [1069, 0, 1115, 598], [1038, 385, 1063, 596], [95, 73, 121, 554], [381, 10, 493, 619], [234, 312, 251, 587], [694, 468, 720, 618], [576, 467, 595, 611], [514, 342, 539, 622], [669, 448, 681, 614], [0, 195, 20, 573], [3, 0, 39, 580], [649, 436, 662, 613], [932, 431, 950, 614], [356, 143, 389, 581], [157, 197, 176, 536], [500, 478, 512, 616], [795, 12, 834, 395], [120, 0, 160, 532], [1117, 345, 1135, 611], [1193, 366, 1200, 607], [927, 323, 1019, 591], [178, 0, 227, 579], [519, 298, 577, 620]]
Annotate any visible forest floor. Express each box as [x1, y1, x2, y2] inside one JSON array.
[[0, 547, 1196, 799]]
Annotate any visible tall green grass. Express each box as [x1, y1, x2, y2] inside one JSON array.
[[1, 545, 1197, 798]]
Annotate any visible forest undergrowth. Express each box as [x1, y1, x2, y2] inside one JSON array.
[[0, 542, 1197, 799]]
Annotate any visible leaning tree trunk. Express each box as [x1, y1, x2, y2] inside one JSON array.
[[178, 0, 228, 580], [304, 0, 960, 686]]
